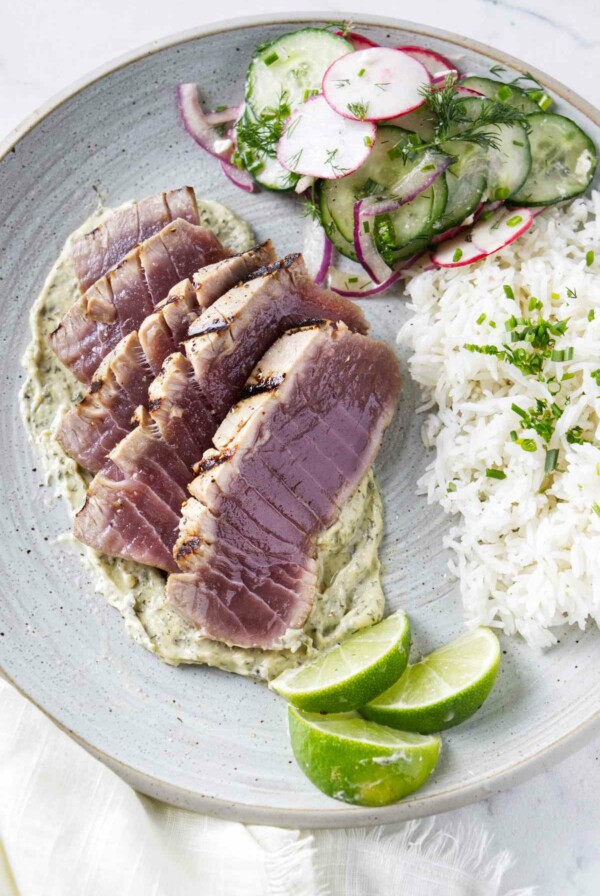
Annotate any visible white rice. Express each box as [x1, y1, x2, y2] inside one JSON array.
[[398, 192, 600, 648]]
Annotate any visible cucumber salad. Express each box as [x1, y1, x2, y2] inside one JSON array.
[[178, 26, 597, 296]]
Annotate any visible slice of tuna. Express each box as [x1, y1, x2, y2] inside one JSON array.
[[50, 219, 230, 384], [167, 321, 401, 649], [70, 187, 199, 292], [148, 253, 368, 467], [73, 258, 369, 570], [57, 244, 276, 472]]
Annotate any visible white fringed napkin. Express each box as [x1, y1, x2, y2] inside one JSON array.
[[0, 680, 532, 896]]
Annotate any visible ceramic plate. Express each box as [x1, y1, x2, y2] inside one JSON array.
[[1, 14, 599, 826]]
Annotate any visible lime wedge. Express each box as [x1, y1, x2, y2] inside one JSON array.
[[288, 707, 441, 806], [271, 611, 410, 712], [362, 627, 500, 734]]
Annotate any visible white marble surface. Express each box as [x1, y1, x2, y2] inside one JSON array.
[[1, 0, 599, 892]]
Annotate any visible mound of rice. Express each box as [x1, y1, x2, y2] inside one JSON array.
[[398, 192, 600, 648]]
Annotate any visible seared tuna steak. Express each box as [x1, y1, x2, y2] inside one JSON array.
[[73, 258, 369, 571], [50, 220, 230, 384], [167, 321, 401, 649], [57, 244, 276, 471], [70, 187, 200, 292]]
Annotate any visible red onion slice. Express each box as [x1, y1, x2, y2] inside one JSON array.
[[329, 252, 425, 297], [353, 151, 451, 282], [178, 84, 255, 192], [205, 104, 243, 126], [303, 215, 333, 285], [219, 160, 256, 193]]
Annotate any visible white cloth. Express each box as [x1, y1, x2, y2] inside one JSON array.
[[0, 680, 532, 896]]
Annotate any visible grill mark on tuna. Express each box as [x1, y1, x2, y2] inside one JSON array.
[[195, 447, 235, 474], [240, 375, 285, 398], [57, 246, 277, 472]]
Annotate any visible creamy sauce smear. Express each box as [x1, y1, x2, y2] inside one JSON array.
[[20, 197, 384, 680]]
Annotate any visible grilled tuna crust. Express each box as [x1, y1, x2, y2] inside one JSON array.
[[50, 220, 231, 384], [72, 255, 371, 576], [57, 243, 276, 471]]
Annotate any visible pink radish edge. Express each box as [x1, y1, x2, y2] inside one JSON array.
[[396, 45, 458, 83], [335, 30, 379, 50], [321, 48, 431, 123]]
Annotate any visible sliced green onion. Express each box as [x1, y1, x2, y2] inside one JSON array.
[[512, 403, 527, 418], [551, 347, 574, 362], [593, 503, 600, 519], [503, 285, 515, 300], [347, 276, 359, 284], [489, 320, 497, 328], [486, 469, 507, 480], [586, 250, 595, 267], [476, 313, 486, 325], [506, 215, 523, 228], [588, 309, 595, 322], [497, 85, 512, 102], [510, 430, 518, 441], [518, 438, 537, 452], [264, 51, 279, 65], [358, 67, 366, 77], [447, 482, 457, 492], [453, 248, 463, 263], [363, 221, 370, 233], [545, 449, 559, 473], [495, 186, 510, 201], [364, 135, 373, 147]]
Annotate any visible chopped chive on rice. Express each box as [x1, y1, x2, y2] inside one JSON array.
[[485, 468, 507, 480], [545, 449, 559, 473]]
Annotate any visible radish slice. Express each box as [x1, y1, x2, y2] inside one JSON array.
[[431, 238, 488, 268], [471, 207, 534, 253], [277, 95, 375, 179], [303, 216, 333, 285], [335, 30, 379, 51], [322, 47, 430, 122], [396, 45, 458, 84], [432, 207, 534, 267]]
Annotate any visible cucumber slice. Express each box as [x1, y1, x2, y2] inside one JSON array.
[[385, 175, 448, 262], [246, 29, 352, 117], [320, 187, 357, 261], [387, 107, 436, 141], [321, 126, 449, 256], [234, 107, 299, 191], [459, 76, 540, 114], [435, 141, 488, 232], [510, 113, 598, 206], [459, 97, 531, 200]]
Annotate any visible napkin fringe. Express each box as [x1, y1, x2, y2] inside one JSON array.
[[261, 819, 534, 896], [264, 833, 325, 896]]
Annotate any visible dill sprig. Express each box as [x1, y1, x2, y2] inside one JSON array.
[[235, 91, 291, 158], [401, 78, 530, 161]]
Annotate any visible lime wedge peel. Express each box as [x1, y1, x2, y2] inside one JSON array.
[[361, 627, 501, 734], [271, 611, 411, 713], [288, 708, 441, 807]]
